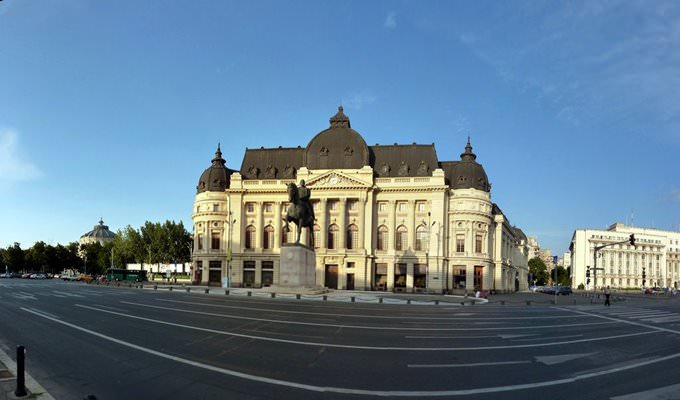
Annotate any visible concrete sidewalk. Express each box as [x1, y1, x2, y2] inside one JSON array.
[[0, 346, 54, 400]]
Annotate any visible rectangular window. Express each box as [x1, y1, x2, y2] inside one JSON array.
[[246, 203, 255, 213], [416, 202, 426, 212], [264, 203, 273, 213], [213, 204, 219, 212], [475, 235, 483, 253], [329, 201, 337, 211], [197, 234, 203, 250], [456, 235, 465, 253], [378, 202, 387, 212], [398, 202, 407, 212], [348, 200, 357, 211], [313, 201, 319, 211], [243, 261, 255, 287], [211, 232, 220, 250], [261, 261, 274, 287], [347, 262, 355, 269], [454, 267, 466, 289]]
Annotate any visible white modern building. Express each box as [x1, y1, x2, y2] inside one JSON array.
[[570, 223, 680, 289], [192, 107, 530, 293]]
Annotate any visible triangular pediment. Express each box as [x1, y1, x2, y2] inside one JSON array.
[[305, 171, 370, 188]]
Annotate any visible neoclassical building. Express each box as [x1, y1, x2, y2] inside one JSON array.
[[570, 223, 680, 289], [192, 107, 529, 292]]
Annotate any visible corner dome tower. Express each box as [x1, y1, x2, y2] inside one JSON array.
[[304, 106, 369, 169], [197, 144, 230, 193], [451, 138, 490, 192]]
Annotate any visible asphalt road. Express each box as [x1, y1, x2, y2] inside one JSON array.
[[1, 280, 680, 400]]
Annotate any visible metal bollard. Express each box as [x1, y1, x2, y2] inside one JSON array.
[[351, 296, 356, 303], [379, 297, 383, 303], [526, 300, 531, 306], [169, 287, 173, 291], [247, 291, 252, 297], [15, 345, 27, 397], [296, 293, 301, 300], [323, 295, 327, 301], [500, 300, 505, 305], [224, 289, 229, 295], [204, 288, 209, 294], [186, 287, 190, 293], [154, 285, 157, 290], [271, 292, 276, 298], [434, 300, 439, 305], [407, 299, 411, 304]]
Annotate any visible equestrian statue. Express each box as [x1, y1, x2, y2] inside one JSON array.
[[284, 180, 315, 247]]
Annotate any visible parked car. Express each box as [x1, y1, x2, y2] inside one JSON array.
[[645, 287, 663, 294], [0, 272, 11, 278], [555, 286, 573, 295], [77, 274, 94, 282], [541, 286, 556, 295]]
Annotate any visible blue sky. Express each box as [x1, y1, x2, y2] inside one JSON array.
[[1, 0, 679, 255]]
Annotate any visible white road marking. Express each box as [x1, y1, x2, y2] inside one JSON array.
[[155, 298, 581, 320], [534, 352, 597, 366], [19, 306, 680, 397], [125, 301, 618, 331], [52, 290, 84, 298], [405, 334, 536, 339], [77, 304, 657, 351], [408, 361, 531, 368], [556, 307, 680, 336], [511, 334, 583, 342]]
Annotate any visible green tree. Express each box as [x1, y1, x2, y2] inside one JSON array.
[[528, 257, 548, 285], [3, 243, 25, 272]]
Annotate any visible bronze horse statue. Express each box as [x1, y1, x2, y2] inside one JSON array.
[[284, 182, 315, 246]]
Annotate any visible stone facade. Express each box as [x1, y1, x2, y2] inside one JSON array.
[[192, 108, 529, 293], [570, 223, 680, 289]]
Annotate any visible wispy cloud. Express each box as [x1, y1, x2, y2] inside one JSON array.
[[384, 11, 396, 29], [0, 129, 42, 185], [344, 91, 377, 110], [671, 189, 680, 202], [456, 2, 680, 138]]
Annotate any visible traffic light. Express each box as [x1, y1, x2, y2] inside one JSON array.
[[587, 278, 591, 285], [642, 267, 646, 287], [629, 234, 636, 247], [586, 267, 591, 278]]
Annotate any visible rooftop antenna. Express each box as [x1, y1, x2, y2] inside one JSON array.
[[630, 209, 634, 227]]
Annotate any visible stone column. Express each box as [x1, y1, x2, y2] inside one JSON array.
[[406, 262, 414, 293], [274, 202, 282, 250], [255, 201, 263, 249], [318, 199, 327, 249], [407, 200, 416, 251], [338, 198, 347, 249], [358, 195, 366, 251], [388, 200, 396, 252], [465, 264, 474, 291]]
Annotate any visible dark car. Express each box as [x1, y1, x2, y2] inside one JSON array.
[[555, 286, 573, 295]]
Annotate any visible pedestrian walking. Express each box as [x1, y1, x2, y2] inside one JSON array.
[[604, 286, 611, 307]]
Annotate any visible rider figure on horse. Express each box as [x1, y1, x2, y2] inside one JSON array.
[[298, 180, 315, 222]]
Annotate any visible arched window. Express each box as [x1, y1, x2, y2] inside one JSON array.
[[396, 225, 408, 251], [415, 225, 428, 251], [328, 224, 339, 250], [377, 225, 388, 251], [281, 225, 290, 245], [263, 225, 274, 249], [346, 224, 359, 250], [313, 225, 320, 249], [245, 225, 256, 249]]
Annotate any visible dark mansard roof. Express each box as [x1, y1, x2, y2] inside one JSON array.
[[198, 107, 491, 192], [196, 144, 237, 193]]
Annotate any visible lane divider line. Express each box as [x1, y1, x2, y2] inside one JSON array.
[[18, 306, 680, 397]]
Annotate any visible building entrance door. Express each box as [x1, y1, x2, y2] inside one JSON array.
[[325, 265, 338, 289], [346, 273, 355, 290], [474, 266, 483, 290]]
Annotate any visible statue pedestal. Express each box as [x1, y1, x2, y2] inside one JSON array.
[[278, 244, 317, 288]]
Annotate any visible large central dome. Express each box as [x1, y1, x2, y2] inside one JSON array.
[[304, 106, 369, 169]]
